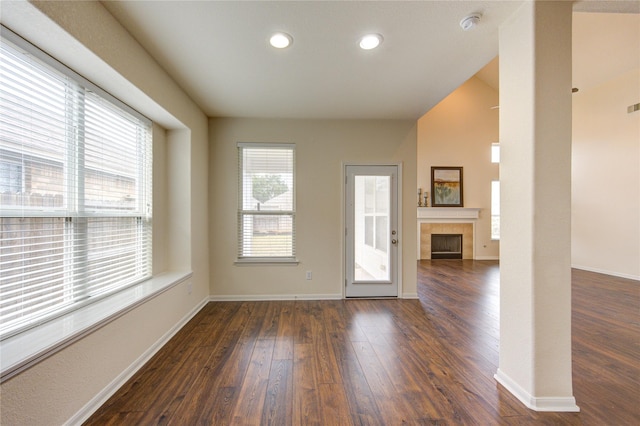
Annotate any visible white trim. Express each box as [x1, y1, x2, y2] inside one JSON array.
[[209, 294, 343, 302], [66, 295, 209, 426], [0, 271, 192, 382], [417, 207, 481, 219], [494, 369, 580, 412], [475, 256, 500, 261], [402, 293, 419, 299], [397, 163, 404, 298], [572, 264, 639, 281], [237, 142, 294, 149]]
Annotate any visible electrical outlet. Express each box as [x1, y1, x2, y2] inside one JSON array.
[[187, 282, 192, 295], [306, 271, 312, 280]]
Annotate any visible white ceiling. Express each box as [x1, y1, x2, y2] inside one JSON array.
[[102, 1, 639, 120]]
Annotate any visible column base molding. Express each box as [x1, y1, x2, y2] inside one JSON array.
[[494, 369, 580, 412]]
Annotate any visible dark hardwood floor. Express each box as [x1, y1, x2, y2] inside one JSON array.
[[85, 261, 639, 425]]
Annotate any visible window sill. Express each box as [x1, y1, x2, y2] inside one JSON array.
[[0, 270, 192, 382], [235, 258, 299, 266]]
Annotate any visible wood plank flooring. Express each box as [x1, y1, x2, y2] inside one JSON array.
[[85, 261, 639, 425]]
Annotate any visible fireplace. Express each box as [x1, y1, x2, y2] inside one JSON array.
[[417, 208, 479, 260], [431, 234, 463, 259]]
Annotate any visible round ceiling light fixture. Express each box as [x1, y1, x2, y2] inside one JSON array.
[[359, 33, 383, 50], [460, 13, 482, 31], [270, 32, 293, 49]]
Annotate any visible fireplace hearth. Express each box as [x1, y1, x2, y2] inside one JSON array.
[[431, 234, 463, 259]]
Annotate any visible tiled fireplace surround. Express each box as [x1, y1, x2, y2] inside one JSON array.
[[417, 208, 480, 260]]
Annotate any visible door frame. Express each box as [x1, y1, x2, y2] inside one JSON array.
[[342, 162, 403, 298]]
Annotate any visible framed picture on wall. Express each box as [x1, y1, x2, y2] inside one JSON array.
[[431, 167, 463, 207]]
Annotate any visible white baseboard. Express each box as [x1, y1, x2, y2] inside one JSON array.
[[209, 293, 343, 301], [67, 296, 209, 426], [572, 264, 639, 281], [210, 293, 419, 301], [494, 369, 580, 412], [475, 256, 500, 260]]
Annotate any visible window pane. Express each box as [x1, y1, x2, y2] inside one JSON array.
[[491, 180, 500, 240], [353, 175, 390, 281], [240, 214, 293, 257], [0, 158, 22, 193], [491, 143, 500, 163], [84, 93, 145, 212], [364, 177, 374, 214], [241, 147, 293, 211], [0, 217, 67, 334], [82, 217, 151, 296], [364, 216, 373, 247], [375, 177, 389, 214], [0, 41, 68, 210], [238, 144, 295, 259], [376, 216, 388, 253]]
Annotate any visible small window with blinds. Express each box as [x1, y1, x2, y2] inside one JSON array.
[[0, 29, 152, 339], [237, 143, 295, 262]]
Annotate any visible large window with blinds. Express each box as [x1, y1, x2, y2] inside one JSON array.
[[0, 30, 152, 339], [237, 143, 295, 262]]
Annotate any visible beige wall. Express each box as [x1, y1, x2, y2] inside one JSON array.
[[209, 118, 417, 298], [0, 2, 209, 425], [572, 69, 640, 280], [417, 76, 500, 259]]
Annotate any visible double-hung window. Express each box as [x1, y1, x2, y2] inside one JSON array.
[[237, 143, 295, 262], [0, 29, 152, 339]]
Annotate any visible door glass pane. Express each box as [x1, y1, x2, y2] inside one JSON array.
[[354, 175, 390, 281]]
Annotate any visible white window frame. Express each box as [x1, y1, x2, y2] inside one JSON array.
[[0, 27, 168, 380], [236, 143, 297, 264], [491, 142, 500, 163]]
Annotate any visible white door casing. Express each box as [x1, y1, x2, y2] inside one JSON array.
[[345, 164, 400, 297]]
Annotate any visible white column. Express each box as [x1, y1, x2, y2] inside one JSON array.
[[496, 1, 579, 412]]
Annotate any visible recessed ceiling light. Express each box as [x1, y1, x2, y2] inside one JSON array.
[[270, 32, 292, 49], [359, 34, 383, 50]]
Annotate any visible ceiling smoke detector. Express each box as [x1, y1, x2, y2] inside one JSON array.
[[460, 13, 482, 31]]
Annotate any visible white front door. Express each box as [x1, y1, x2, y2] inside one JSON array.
[[345, 165, 399, 297]]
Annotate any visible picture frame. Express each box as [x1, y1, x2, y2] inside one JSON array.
[[431, 166, 463, 207]]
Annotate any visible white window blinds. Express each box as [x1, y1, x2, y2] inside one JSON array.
[[0, 29, 152, 339], [237, 143, 295, 261]]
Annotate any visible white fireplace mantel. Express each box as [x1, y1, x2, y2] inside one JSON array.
[[417, 207, 480, 220]]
